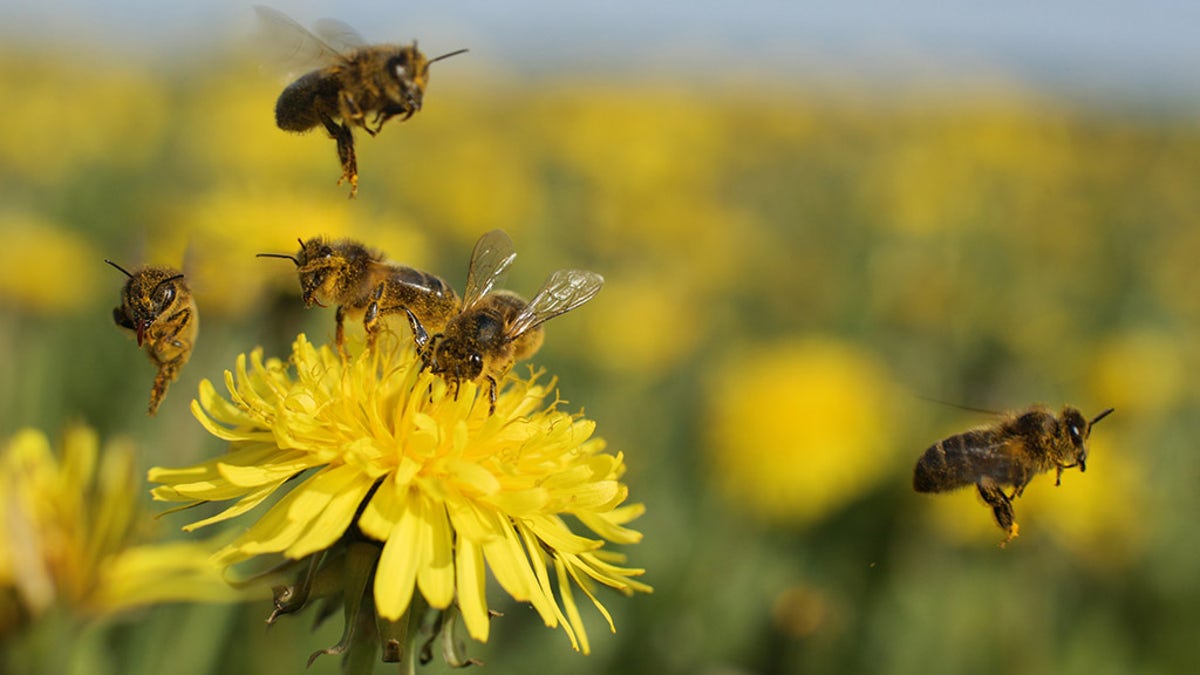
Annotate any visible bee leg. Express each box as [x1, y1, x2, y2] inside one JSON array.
[[486, 376, 498, 415], [363, 288, 385, 354], [334, 305, 350, 360], [113, 307, 135, 330], [402, 308, 436, 369], [321, 113, 358, 197], [1054, 464, 1065, 487], [339, 92, 373, 136], [370, 110, 388, 132], [370, 107, 405, 134], [977, 480, 1019, 545], [403, 307, 428, 349], [148, 358, 184, 416], [1011, 476, 1031, 499]]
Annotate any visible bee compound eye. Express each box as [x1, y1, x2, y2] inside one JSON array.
[[470, 353, 483, 370]]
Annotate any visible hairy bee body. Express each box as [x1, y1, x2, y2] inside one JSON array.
[[275, 45, 431, 134], [913, 405, 1113, 544], [430, 290, 546, 386], [407, 230, 603, 414], [257, 6, 466, 196], [107, 261, 197, 416], [913, 409, 1061, 494], [258, 237, 458, 354]]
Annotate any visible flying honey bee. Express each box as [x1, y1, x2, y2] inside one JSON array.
[[913, 405, 1115, 544], [257, 237, 459, 355], [255, 5, 467, 197], [106, 260, 198, 416], [405, 229, 604, 414]]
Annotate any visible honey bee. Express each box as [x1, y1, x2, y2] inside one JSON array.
[[257, 237, 459, 355], [255, 5, 467, 197], [106, 260, 198, 416], [405, 229, 604, 413], [913, 405, 1115, 544]]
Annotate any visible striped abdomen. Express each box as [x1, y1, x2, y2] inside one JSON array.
[[913, 430, 1005, 493]]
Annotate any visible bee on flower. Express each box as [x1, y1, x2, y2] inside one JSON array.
[[149, 332, 650, 668]]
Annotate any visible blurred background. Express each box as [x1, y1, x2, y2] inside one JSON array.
[[1, 1, 1198, 673]]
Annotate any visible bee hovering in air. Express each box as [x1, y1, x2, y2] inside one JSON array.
[[257, 237, 459, 356], [406, 229, 604, 414], [106, 260, 198, 416], [255, 5, 468, 197], [913, 405, 1115, 545]]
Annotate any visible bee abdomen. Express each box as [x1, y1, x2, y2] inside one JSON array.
[[275, 71, 336, 132], [912, 430, 992, 493]]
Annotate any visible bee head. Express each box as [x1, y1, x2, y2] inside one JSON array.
[[1059, 406, 1115, 473], [386, 45, 468, 113], [432, 337, 485, 383], [259, 237, 365, 309], [106, 260, 185, 346], [294, 238, 338, 307], [386, 46, 427, 113]]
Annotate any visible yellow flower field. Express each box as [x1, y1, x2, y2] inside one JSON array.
[[1, 35, 1196, 675]]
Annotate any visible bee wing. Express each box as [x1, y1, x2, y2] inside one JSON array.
[[462, 229, 517, 310], [312, 17, 367, 54], [505, 270, 604, 339], [368, 261, 445, 294], [254, 5, 347, 75]]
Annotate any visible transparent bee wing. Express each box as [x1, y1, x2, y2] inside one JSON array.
[[312, 17, 368, 54], [505, 269, 604, 339], [462, 229, 517, 310], [254, 5, 346, 76]]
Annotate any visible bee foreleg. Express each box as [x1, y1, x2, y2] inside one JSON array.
[[370, 109, 389, 132], [486, 376, 498, 415], [334, 305, 350, 359], [159, 308, 194, 344], [113, 307, 134, 330]]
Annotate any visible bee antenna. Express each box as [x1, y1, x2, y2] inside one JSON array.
[[256, 252, 300, 265], [1089, 408, 1115, 427], [151, 274, 184, 295], [104, 259, 135, 278], [426, 48, 469, 68], [914, 395, 999, 416]]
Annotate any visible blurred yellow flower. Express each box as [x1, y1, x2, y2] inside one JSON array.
[[0, 213, 101, 315], [705, 338, 900, 525], [0, 56, 166, 183], [176, 64, 331, 180], [1088, 330, 1187, 418], [149, 334, 649, 666], [380, 113, 545, 242], [0, 425, 240, 635]]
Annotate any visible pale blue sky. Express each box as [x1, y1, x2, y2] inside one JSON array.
[[3, 1, 1198, 96]]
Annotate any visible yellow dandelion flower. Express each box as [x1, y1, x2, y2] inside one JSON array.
[[149, 333, 650, 668], [0, 425, 240, 636], [0, 213, 101, 315], [705, 338, 902, 525]]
